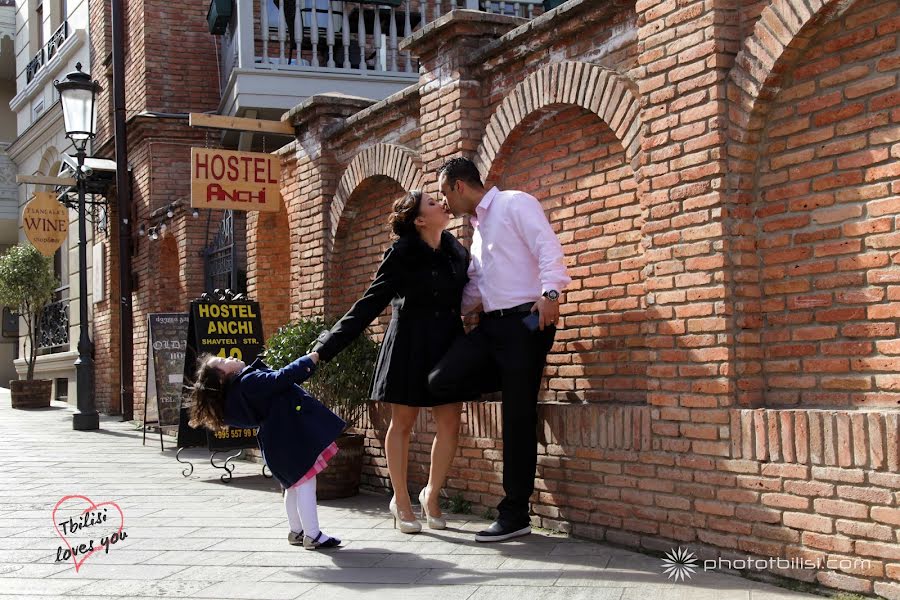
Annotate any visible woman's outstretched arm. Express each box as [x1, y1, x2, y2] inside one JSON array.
[[313, 242, 406, 362]]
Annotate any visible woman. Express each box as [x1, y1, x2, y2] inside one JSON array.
[[310, 190, 471, 533]]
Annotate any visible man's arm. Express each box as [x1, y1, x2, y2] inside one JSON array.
[[511, 194, 571, 329]]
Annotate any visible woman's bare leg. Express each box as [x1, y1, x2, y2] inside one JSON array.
[[423, 402, 462, 515], [386, 404, 420, 518]]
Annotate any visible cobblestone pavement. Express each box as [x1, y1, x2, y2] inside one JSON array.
[[0, 392, 822, 599]]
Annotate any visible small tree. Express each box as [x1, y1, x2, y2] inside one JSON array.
[[0, 244, 58, 381], [263, 317, 378, 430]]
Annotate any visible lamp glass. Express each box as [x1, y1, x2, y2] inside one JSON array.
[[59, 86, 97, 140]]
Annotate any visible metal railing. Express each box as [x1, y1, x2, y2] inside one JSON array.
[[37, 295, 69, 350], [220, 0, 541, 84], [26, 21, 70, 84]]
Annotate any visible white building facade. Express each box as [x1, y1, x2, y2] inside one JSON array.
[[7, 0, 94, 404]]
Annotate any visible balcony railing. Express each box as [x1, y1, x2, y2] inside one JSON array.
[[26, 21, 69, 84], [37, 295, 69, 350], [220, 0, 541, 86]]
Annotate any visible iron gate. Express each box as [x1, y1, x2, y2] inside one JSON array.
[[203, 210, 247, 293]]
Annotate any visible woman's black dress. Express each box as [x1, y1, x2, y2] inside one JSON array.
[[313, 231, 472, 407]]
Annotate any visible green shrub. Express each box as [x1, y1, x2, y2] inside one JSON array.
[[263, 317, 378, 430], [0, 244, 58, 380]]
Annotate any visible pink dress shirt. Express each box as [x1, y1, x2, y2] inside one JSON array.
[[462, 187, 571, 314]]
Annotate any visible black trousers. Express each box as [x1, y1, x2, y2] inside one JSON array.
[[428, 313, 556, 523]]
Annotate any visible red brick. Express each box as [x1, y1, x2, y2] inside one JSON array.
[[783, 512, 833, 533]]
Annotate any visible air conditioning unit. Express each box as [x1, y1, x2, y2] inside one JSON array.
[[208, 0, 233, 35]]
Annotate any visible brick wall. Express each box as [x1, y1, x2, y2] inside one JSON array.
[[741, 0, 900, 409], [495, 105, 645, 402], [327, 177, 405, 332], [212, 0, 900, 597]]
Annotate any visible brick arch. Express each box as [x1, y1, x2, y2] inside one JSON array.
[[728, 0, 862, 147], [330, 144, 423, 254], [474, 61, 643, 180]]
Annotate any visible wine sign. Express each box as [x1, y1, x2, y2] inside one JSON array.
[[23, 192, 68, 256]]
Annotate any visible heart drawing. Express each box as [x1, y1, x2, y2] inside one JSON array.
[[51, 495, 125, 572]]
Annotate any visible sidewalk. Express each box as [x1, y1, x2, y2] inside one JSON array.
[[0, 391, 822, 600]]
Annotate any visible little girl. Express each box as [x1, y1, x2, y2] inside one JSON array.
[[189, 352, 344, 550]]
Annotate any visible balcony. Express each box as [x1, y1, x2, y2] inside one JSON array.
[[26, 21, 69, 84], [217, 0, 541, 119]]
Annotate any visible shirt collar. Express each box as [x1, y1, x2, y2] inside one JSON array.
[[476, 187, 499, 214]]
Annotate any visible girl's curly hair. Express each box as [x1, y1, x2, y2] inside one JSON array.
[[187, 354, 232, 431]]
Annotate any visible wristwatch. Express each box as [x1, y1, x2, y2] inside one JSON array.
[[542, 290, 560, 301]]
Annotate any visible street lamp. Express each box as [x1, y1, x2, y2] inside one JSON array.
[[54, 62, 101, 431]]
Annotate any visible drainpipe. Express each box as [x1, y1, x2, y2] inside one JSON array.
[[112, 0, 134, 421]]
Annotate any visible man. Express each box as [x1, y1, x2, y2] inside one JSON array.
[[429, 157, 571, 542]]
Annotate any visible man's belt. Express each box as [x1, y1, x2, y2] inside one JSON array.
[[481, 302, 535, 318]]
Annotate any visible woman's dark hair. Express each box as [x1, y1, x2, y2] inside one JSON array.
[[439, 157, 483, 189], [187, 353, 232, 431], [388, 190, 424, 238]]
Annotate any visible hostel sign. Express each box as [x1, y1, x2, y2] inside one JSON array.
[[177, 298, 265, 451], [23, 192, 68, 256], [190, 148, 281, 212]]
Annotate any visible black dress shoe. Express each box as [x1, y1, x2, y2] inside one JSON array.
[[474, 519, 531, 543]]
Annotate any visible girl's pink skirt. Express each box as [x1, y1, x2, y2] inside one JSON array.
[[289, 442, 339, 488]]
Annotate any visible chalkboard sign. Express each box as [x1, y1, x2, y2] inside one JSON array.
[[143, 313, 189, 450], [176, 295, 265, 450]]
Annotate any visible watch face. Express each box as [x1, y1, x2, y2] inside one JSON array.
[[545, 290, 559, 301]]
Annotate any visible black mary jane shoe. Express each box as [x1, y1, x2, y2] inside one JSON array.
[[302, 531, 341, 550]]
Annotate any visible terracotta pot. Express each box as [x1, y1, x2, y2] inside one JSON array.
[[316, 432, 365, 500], [10, 379, 52, 409]]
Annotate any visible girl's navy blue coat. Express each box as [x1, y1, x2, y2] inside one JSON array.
[[223, 356, 345, 489]]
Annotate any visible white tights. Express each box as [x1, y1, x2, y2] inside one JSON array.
[[284, 476, 324, 540]]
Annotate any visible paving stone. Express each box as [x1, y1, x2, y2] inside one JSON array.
[[295, 583, 480, 600], [263, 566, 429, 584], [193, 581, 317, 599]]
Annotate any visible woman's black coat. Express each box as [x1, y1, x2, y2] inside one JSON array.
[[313, 231, 472, 406]]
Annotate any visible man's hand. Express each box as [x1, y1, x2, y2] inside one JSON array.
[[306, 351, 320, 364], [532, 296, 560, 331]]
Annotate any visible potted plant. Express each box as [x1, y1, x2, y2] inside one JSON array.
[[0, 244, 59, 409], [264, 317, 378, 498]]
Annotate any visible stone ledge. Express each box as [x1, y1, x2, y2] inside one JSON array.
[[281, 92, 376, 128], [328, 82, 423, 141], [471, 0, 629, 70], [400, 9, 526, 58]]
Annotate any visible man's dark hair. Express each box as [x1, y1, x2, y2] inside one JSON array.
[[439, 157, 483, 189]]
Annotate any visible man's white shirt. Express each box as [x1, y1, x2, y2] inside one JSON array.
[[462, 187, 571, 314]]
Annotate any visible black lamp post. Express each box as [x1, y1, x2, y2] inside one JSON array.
[[54, 62, 101, 431]]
